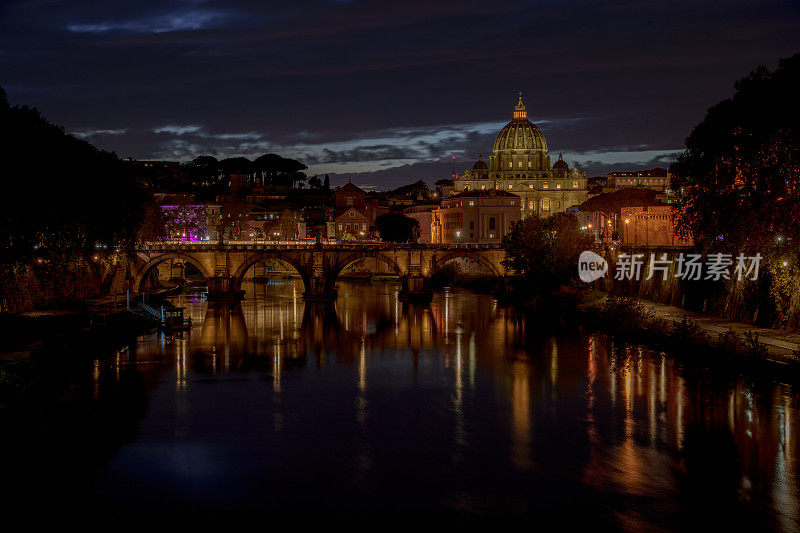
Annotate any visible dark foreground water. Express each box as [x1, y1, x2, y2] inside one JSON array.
[[3, 280, 799, 530]]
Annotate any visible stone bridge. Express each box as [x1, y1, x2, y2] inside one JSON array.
[[132, 242, 508, 301]]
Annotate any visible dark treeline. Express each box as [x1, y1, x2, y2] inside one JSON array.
[[670, 52, 800, 326], [136, 153, 316, 202], [0, 87, 146, 267], [178, 153, 311, 201], [671, 52, 800, 250]]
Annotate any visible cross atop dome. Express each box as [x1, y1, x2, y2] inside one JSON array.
[[513, 92, 527, 120]]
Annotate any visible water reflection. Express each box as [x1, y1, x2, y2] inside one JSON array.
[[4, 279, 797, 529]]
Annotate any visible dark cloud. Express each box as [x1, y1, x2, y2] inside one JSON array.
[[1, 0, 798, 186]]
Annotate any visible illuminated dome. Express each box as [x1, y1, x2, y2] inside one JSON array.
[[490, 94, 551, 173], [553, 153, 568, 171]]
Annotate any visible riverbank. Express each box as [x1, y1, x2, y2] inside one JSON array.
[[578, 291, 800, 366], [487, 276, 800, 368]]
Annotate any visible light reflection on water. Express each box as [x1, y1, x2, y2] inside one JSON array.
[[9, 279, 800, 529]]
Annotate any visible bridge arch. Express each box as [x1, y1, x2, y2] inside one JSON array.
[[332, 251, 403, 282], [231, 252, 309, 292], [135, 252, 212, 292], [429, 251, 503, 278]]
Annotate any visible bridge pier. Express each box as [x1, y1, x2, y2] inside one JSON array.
[[399, 273, 433, 303], [301, 255, 337, 301], [207, 275, 245, 302], [301, 279, 337, 301]]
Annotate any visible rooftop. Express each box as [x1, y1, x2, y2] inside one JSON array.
[[447, 188, 520, 200]]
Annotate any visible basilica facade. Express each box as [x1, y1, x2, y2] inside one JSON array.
[[452, 95, 588, 217]]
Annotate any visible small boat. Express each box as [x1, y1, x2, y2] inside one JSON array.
[[160, 304, 192, 330]]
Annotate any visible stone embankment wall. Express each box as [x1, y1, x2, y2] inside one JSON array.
[[0, 255, 127, 314], [599, 246, 800, 330]]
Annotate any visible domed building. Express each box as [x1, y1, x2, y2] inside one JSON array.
[[453, 94, 589, 217]]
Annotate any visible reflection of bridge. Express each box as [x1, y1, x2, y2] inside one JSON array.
[[133, 243, 508, 300]]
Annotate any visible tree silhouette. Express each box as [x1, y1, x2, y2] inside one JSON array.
[[670, 53, 800, 326], [375, 212, 419, 243], [253, 153, 307, 188], [0, 86, 146, 266], [308, 175, 322, 189], [502, 212, 594, 292], [671, 53, 800, 250]]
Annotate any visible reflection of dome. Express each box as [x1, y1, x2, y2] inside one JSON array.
[[553, 153, 568, 171], [472, 154, 488, 170]]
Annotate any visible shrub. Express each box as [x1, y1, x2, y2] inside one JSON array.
[[717, 328, 743, 353], [601, 296, 652, 331], [672, 316, 709, 344]]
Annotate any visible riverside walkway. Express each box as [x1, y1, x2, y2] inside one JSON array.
[[636, 299, 800, 361]]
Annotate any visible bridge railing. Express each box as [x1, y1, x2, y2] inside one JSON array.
[[137, 240, 503, 251]]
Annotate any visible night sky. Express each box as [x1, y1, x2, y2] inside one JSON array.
[[2, 0, 799, 189]]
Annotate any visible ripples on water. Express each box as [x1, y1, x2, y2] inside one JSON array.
[[3, 279, 798, 530]]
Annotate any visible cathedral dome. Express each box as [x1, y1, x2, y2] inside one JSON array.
[[492, 95, 548, 153], [472, 154, 488, 170], [553, 153, 568, 171], [490, 94, 550, 173]]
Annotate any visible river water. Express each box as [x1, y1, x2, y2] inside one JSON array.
[[4, 280, 799, 530]]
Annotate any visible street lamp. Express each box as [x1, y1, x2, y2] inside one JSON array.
[[456, 230, 461, 245]]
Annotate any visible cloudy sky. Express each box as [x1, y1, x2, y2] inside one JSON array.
[[2, 0, 798, 188]]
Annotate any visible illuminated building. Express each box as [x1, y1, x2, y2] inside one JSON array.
[[431, 188, 521, 244], [452, 94, 589, 216]]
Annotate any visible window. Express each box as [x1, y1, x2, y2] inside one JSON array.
[[528, 200, 534, 210], [572, 180, 579, 188], [541, 198, 550, 211], [528, 161, 532, 168], [469, 201, 474, 206], [347, 197, 353, 206], [346, 223, 351, 231], [511, 201, 515, 205], [489, 217, 496, 230], [508, 161, 512, 168], [469, 221, 475, 229], [556, 183, 562, 189], [363, 223, 367, 230], [338, 224, 343, 230], [517, 161, 522, 168], [543, 182, 549, 189]]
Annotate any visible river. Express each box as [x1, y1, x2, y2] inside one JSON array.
[[3, 279, 798, 530]]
